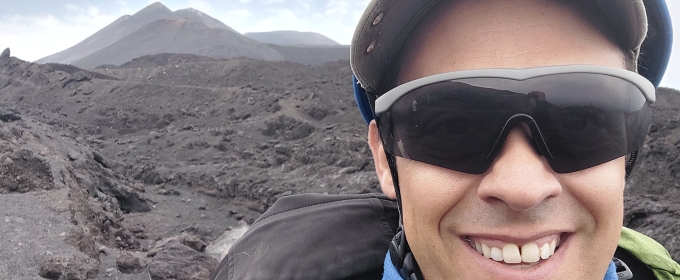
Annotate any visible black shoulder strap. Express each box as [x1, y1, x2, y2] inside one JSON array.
[[614, 246, 657, 280], [211, 193, 399, 280]]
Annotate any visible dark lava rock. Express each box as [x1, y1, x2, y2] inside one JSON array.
[[149, 242, 218, 280], [262, 115, 315, 140], [159, 188, 180, 196], [624, 193, 680, 261], [0, 149, 54, 193], [38, 255, 98, 280], [0, 111, 21, 122], [114, 228, 141, 250], [0, 48, 8, 59], [92, 151, 110, 169], [177, 232, 207, 252], [306, 107, 329, 120], [148, 232, 209, 256], [116, 251, 147, 274], [96, 176, 151, 213], [135, 164, 165, 185]]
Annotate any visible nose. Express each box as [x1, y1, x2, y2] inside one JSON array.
[[477, 126, 562, 211]]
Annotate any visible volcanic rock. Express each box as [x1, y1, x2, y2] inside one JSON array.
[[116, 251, 147, 274], [95, 176, 151, 213], [39, 255, 98, 280], [148, 242, 218, 280]]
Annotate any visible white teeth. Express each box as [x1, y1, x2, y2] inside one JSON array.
[[491, 247, 503, 261], [482, 243, 491, 258], [474, 237, 561, 265], [540, 243, 551, 260], [550, 239, 556, 256], [475, 242, 483, 254], [502, 244, 521, 264], [521, 242, 540, 263]]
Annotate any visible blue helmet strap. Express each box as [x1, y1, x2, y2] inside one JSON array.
[[353, 76, 376, 124], [384, 149, 425, 279]]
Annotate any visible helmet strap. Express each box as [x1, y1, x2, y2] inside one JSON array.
[[385, 151, 424, 280], [625, 151, 639, 180]]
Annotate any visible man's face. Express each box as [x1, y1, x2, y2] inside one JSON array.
[[368, 0, 628, 279]]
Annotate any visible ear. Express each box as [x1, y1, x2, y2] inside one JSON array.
[[368, 120, 396, 199]]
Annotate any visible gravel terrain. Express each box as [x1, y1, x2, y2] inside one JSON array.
[[0, 49, 678, 279]]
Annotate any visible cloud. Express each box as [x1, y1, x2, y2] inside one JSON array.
[[217, 0, 368, 45], [0, 5, 120, 62], [65, 4, 79, 11], [324, 0, 351, 17], [245, 8, 307, 32], [215, 8, 253, 33]]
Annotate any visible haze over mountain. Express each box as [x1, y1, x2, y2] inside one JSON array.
[[71, 18, 284, 69], [36, 2, 349, 69], [245, 31, 341, 46]]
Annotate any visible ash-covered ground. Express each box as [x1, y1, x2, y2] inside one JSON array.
[[0, 50, 678, 279]]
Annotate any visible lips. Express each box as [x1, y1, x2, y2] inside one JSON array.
[[466, 234, 562, 268]]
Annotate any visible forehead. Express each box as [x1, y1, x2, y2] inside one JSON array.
[[397, 0, 625, 83]]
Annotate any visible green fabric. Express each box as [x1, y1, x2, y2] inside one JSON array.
[[619, 227, 680, 280]]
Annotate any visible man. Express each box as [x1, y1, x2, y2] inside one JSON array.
[[213, 0, 678, 279], [356, 0, 677, 278]]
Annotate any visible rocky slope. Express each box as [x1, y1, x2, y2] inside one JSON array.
[[244, 31, 341, 46], [0, 49, 678, 279]]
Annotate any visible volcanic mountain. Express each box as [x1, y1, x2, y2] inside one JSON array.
[[36, 2, 349, 69], [66, 18, 284, 69], [244, 30, 341, 46]]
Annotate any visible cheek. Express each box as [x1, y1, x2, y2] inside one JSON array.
[[396, 158, 479, 233], [560, 158, 625, 239], [561, 158, 625, 218]]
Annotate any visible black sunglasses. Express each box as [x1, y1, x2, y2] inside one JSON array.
[[375, 65, 655, 174]]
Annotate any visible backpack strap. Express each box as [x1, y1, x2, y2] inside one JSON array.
[[211, 193, 399, 280], [614, 247, 655, 279], [616, 227, 680, 280]]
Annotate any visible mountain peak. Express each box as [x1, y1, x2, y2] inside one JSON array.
[[136, 2, 172, 15], [177, 7, 198, 12], [172, 8, 236, 32]]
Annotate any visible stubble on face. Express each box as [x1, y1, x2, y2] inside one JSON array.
[[384, 0, 628, 279]]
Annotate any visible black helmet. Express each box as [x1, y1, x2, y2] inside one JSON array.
[[351, 0, 674, 124]]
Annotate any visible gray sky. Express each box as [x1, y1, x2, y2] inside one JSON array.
[[0, 0, 678, 89]]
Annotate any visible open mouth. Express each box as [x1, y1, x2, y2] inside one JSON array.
[[465, 234, 564, 269]]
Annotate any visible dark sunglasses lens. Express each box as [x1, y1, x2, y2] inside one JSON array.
[[530, 73, 650, 172], [380, 81, 526, 174], [379, 73, 650, 174]]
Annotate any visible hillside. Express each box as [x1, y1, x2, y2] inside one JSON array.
[[70, 18, 283, 69], [244, 31, 341, 46], [37, 3, 174, 64], [267, 44, 350, 65]]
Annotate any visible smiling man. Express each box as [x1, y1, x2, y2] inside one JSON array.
[[353, 0, 678, 279], [213, 0, 678, 279]]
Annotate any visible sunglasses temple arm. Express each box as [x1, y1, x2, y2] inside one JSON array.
[[385, 150, 404, 225]]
